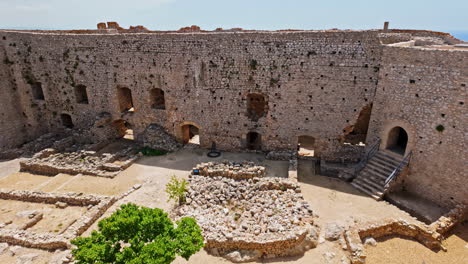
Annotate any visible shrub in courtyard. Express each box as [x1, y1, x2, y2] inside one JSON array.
[[139, 146, 167, 156], [71, 203, 204, 264], [165, 175, 188, 205]]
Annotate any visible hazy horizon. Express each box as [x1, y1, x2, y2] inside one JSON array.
[[0, 0, 466, 40]]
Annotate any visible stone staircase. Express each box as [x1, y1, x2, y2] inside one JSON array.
[[351, 150, 404, 200]]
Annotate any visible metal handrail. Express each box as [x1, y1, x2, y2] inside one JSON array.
[[353, 138, 381, 175], [384, 151, 412, 188]]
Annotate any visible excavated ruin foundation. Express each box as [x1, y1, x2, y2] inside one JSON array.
[[175, 162, 319, 262]]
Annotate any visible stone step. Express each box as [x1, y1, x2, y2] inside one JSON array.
[[370, 157, 399, 171], [366, 162, 394, 176], [373, 152, 402, 166], [350, 181, 382, 201], [353, 177, 384, 195], [359, 170, 387, 185], [356, 175, 385, 191], [378, 150, 404, 162]]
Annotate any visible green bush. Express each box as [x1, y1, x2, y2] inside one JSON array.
[[165, 175, 188, 205], [140, 147, 167, 156], [71, 203, 204, 264]]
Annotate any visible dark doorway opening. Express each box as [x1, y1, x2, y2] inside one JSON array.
[[61, 114, 74, 128], [246, 132, 261, 150], [118, 87, 134, 112], [182, 124, 200, 144], [386, 126, 408, 155]]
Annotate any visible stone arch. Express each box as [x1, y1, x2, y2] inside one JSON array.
[[246, 131, 262, 150], [60, 113, 74, 128], [177, 121, 201, 144], [297, 135, 316, 157], [381, 120, 415, 156], [112, 119, 133, 140], [150, 88, 165, 109]]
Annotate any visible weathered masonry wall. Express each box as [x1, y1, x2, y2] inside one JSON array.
[[0, 29, 466, 208], [367, 46, 467, 207], [0, 44, 27, 149], [0, 30, 383, 160]]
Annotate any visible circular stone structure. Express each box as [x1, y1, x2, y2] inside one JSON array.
[[175, 162, 319, 262]]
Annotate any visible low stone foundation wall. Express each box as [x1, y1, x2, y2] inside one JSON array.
[[344, 204, 467, 264], [0, 189, 119, 250], [19, 144, 140, 178], [193, 161, 266, 179]]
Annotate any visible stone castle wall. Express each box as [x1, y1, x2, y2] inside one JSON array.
[[0, 44, 28, 149], [0, 29, 466, 207], [0, 30, 383, 160], [367, 45, 467, 207]]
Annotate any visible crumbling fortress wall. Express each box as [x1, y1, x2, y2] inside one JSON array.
[[367, 44, 467, 207], [0, 43, 28, 149], [0, 28, 466, 208]]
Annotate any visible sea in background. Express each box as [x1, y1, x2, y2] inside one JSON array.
[[450, 31, 468, 41], [1, 26, 468, 41]]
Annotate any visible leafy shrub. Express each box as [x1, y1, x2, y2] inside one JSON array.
[[71, 203, 204, 264], [140, 146, 167, 156], [165, 175, 188, 205]]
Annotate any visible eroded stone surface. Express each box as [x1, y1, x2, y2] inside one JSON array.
[[175, 166, 318, 262]]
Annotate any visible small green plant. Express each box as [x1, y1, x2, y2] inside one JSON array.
[[249, 59, 258, 70], [436, 124, 445, 132], [270, 78, 279, 85], [71, 203, 204, 264], [140, 146, 167, 156], [165, 175, 188, 205]]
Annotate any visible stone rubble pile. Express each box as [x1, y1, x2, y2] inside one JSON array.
[[19, 145, 140, 178], [193, 161, 266, 179], [175, 169, 318, 262], [139, 124, 182, 152]]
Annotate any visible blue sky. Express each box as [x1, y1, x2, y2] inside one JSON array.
[[0, 0, 466, 36]]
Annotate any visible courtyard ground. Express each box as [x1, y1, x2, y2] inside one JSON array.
[[0, 148, 466, 264]]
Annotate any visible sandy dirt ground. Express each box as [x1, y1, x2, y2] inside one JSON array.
[[0, 149, 466, 264], [0, 200, 86, 233]]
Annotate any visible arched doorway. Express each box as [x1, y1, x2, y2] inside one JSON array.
[[181, 124, 200, 144], [386, 126, 408, 155], [298, 135, 315, 157], [246, 132, 261, 150]]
